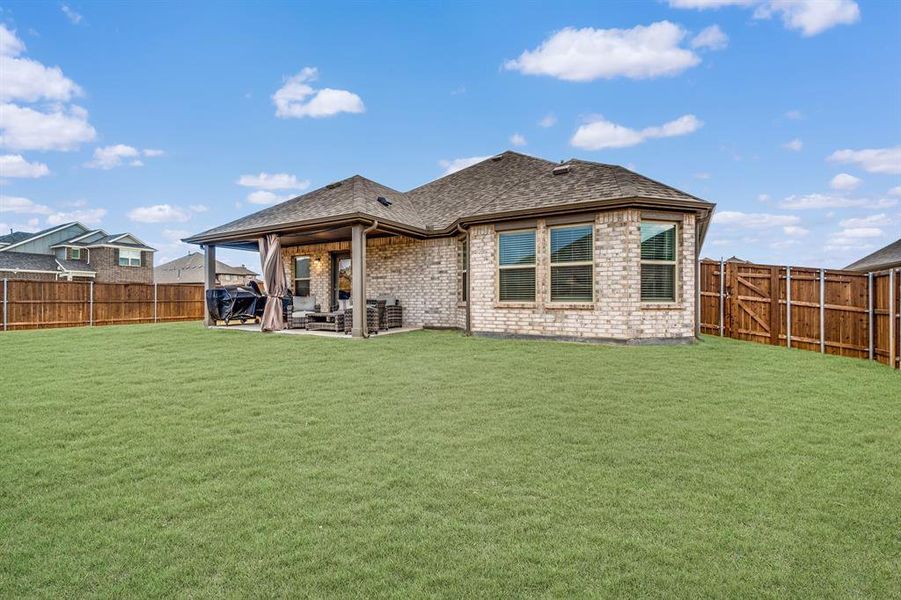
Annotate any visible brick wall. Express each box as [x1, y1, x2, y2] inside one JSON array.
[[88, 247, 154, 284], [279, 209, 696, 341], [467, 209, 696, 342]]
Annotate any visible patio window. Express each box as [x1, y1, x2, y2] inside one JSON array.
[[118, 248, 141, 267], [294, 256, 311, 297], [498, 230, 536, 302], [640, 221, 677, 302], [458, 236, 468, 302], [549, 224, 593, 302]]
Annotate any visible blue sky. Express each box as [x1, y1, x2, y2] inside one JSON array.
[[1, 0, 899, 268]]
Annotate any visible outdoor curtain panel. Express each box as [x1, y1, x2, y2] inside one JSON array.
[[259, 233, 288, 331]]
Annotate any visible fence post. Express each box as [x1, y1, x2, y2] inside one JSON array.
[[89, 281, 94, 327], [786, 266, 792, 349], [868, 272, 874, 361], [719, 258, 725, 337], [2, 278, 7, 331], [890, 269, 897, 370], [819, 268, 826, 354], [153, 282, 158, 323]]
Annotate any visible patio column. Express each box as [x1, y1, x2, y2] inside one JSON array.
[[351, 224, 365, 338], [203, 244, 216, 327]]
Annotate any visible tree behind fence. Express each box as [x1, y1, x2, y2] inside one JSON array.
[[0, 279, 205, 331], [699, 260, 900, 369]]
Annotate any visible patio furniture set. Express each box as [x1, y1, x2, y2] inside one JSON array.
[[287, 295, 403, 334]]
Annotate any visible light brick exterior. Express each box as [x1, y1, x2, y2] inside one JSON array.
[[280, 209, 696, 341]]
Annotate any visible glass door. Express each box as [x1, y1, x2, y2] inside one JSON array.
[[331, 251, 352, 309]]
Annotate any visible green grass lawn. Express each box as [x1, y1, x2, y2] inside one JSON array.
[[1, 323, 898, 598]]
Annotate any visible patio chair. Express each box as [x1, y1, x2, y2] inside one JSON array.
[[288, 294, 320, 329], [379, 296, 402, 328], [343, 300, 381, 334]]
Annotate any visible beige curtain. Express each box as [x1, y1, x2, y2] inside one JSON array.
[[259, 234, 287, 331]]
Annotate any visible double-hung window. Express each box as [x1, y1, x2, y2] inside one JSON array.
[[118, 248, 141, 267], [498, 230, 536, 302], [70, 248, 81, 260], [294, 256, 311, 296], [549, 224, 593, 302], [640, 221, 677, 302]]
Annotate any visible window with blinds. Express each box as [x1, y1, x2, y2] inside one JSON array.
[[640, 222, 677, 301], [498, 230, 536, 302], [550, 224, 593, 302], [294, 256, 311, 296]]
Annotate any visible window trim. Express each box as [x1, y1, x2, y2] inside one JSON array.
[[547, 222, 595, 304], [293, 255, 312, 297], [496, 228, 537, 304], [70, 247, 81, 260], [640, 220, 679, 303]]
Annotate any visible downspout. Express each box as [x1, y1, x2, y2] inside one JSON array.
[[457, 223, 471, 336], [361, 220, 378, 338]]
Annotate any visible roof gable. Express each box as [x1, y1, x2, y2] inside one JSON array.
[[845, 238, 901, 272]]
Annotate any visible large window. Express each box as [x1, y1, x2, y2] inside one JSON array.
[[118, 248, 141, 267], [550, 224, 593, 302], [294, 256, 311, 297], [640, 222, 677, 302], [458, 236, 468, 302], [498, 230, 536, 302]]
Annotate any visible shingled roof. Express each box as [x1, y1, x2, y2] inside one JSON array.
[[845, 238, 901, 272], [0, 251, 95, 275], [186, 151, 713, 244], [154, 252, 258, 284]]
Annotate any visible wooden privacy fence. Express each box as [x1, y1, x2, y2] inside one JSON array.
[[0, 279, 205, 331], [699, 260, 900, 369]]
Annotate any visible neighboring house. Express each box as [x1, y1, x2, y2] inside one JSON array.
[[0, 222, 155, 283], [845, 238, 901, 272], [155, 252, 258, 285], [185, 151, 715, 342]]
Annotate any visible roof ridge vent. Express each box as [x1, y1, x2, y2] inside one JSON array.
[[491, 155, 503, 162], [326, 181, 343, 189], [552, 164, 572, 176], [376, 196, 392, 207]]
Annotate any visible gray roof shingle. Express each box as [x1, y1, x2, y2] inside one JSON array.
[[0, 231, 35, 245], [0, 251, 95, 274], [845, 238, 901, 272], [154, 252, 258, 284], [186, 151, 712, 243]]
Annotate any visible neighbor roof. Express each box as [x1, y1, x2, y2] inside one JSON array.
[[844, 238, 901, 272], [185, 151, 714, 244], [0, 251, 95, 275], [154, 252, 258, 284], [0, 231, 35, 246]]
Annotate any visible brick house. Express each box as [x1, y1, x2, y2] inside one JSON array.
[[154, 252, 258, 286], [185, 151, 715, 342], [0, 222, 155, 283]]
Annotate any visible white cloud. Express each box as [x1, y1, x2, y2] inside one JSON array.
[[538, 113, 557, 128], [189, 204, 208, 213], [782, 138, 803, 151], [571, 114, 702, 150], [784, 109, 803, 120], [127, 204, 191, 223], [438, 156, 492, 175], [237, 172, 310, 191], [834, 227, 883, 239], [694, 172, 711, 180], [829, 173, 861, 191], [61, 5, 83, 24], [0, 154, 49, 178], [510, 133, 527, 147], [46, 207, 106, 225], [691, 25, 729, 50], [827, 147, 901, 175], [152, 228, 194, 265], [0, 26, 83, 103], [246, 190, 293, 205], [783, 225, 809, 236], [85, 144, 164, 169], [0, 25, 26, 57], [0, 217, 40, 234], [839, 214, 891, 228], [754, 0, 860, 37], [757, 193, 771, 203], [0, 194, 52, 215], [0, 103, 96, 151], [712, 210, 800, 229], [668, 0, 860, 36], [888, 186, 901, 197], [273, 67, 364, 119], [504, 22, 701, 82], [143, 149, 165, 157], [780, 193, 897, 210]]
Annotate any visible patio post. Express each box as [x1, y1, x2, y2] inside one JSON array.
[[351, 223, 365, 338], [203, 244, 216, 327]]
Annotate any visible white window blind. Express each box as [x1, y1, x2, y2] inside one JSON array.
[[640, 222, 677, 301], [550, 225, 593, 302], [118, 248, 141, 267], [498, 230, 536, 302]]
